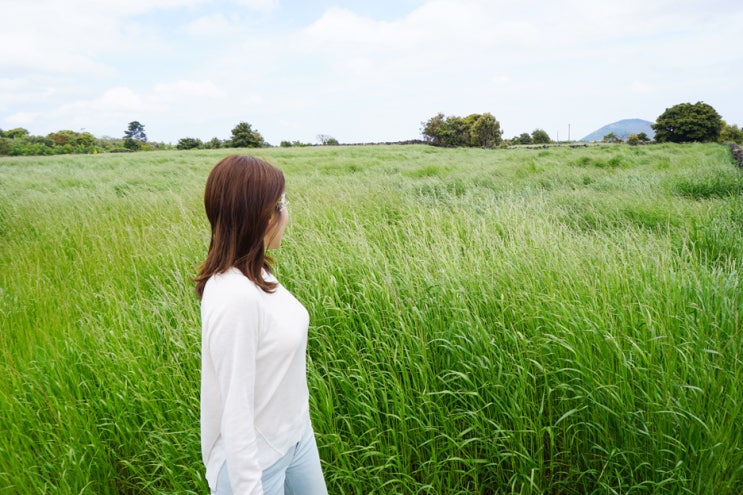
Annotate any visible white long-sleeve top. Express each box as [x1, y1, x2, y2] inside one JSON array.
[[200, 267, 310, 494]]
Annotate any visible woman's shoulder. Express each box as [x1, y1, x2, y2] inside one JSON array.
[[203, 267, 262, 301]]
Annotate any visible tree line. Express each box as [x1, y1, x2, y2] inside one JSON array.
[[0, 120, 318, 156], [421, 102, 742, 148], [2, 102, 741, 157]]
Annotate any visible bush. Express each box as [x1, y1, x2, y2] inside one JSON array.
[[203, 138, 222, 149], [176, 137, 203, 150], [531, 129, 551, 144], [603, 132, 623, 143], [0, 137, 11, 155]]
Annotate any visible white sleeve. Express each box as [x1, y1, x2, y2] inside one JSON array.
[[205, 279, 264, 495]]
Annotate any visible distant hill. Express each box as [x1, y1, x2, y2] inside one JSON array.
[[581, 119, 655, 142]]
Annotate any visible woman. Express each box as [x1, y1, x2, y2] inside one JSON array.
[[195, 155, 327, 495]]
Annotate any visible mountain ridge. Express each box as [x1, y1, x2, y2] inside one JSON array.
[[581, 119, 654, 142]]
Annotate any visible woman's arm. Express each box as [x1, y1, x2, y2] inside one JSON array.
[[205, 276, 264, 494]]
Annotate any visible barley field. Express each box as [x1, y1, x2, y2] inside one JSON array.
[[1, 143, 741, 494]]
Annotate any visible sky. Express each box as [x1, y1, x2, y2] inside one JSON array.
[[1, 0, 742, 145]]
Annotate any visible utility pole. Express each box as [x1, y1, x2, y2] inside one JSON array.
[[568, 124, 571, 143]]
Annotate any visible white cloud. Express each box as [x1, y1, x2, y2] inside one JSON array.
[[491, 75, 511, 85], [52, 80, 228, 121], [295, 1, 567, 87], [30, 80, 238, 140], [183, 14, 241, 36], [54, 87, 147, 120], [0, 0, 207, 74], [631, 81, 654, 94], [231, 0, 278, 12], [153, 80, 226, 102], [48, 0, 208, 16], [3, 112, 41, 127]]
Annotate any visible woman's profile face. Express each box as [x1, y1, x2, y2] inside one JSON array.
[[264, 193, 289, 250]]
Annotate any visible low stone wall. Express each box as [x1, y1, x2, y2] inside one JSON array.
[[339, 139, 428, 146], [729, 143, 743, 168]]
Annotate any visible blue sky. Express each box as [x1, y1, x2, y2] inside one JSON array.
[[1, 0, 741, 144]]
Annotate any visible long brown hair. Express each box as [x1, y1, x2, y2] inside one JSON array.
[[194, 155, 285, 298]]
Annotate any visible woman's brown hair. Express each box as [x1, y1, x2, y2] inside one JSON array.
[[194, 155, 285, 298]]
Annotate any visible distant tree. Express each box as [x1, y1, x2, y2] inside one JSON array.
[[422, 113, 470, 147], [123, 121, 147, 150], [531, 129, 551, 144], [441, 116, 467, 147], [48, 130, 77, 146], [652, 101, 722, 143], [77, 132, 97, 148], [602, 132, 622, 143], [513, 133, 532, 145], [469, 113, 502, 148], [421, 112, 501, 148], [20, 135, 55, 155], [719, 121, 743, 144], [177, 137, 203, 150], [626, 132, 651, 146], [317, 134, 339, 145], [281, 140, 312, 147], [421, 113, 447, 146], [204, 137, 222, 149], [124, 121, 147, 141], [42, 129, 95, 153], [3, 128, 29, 139], [462, 113, 480, 144], [0, 128, 104, 155], [229, 121, 263, 148]]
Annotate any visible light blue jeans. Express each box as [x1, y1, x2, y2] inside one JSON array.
[[215, 420, 328, 495]]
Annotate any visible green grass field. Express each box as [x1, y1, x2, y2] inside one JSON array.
[[1, 143, 741, 494]]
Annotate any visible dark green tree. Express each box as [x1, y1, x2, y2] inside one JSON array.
[[123, 121, 147, 150], [652, 102, 722, 143], [230, 121, 264, 148], [177, 137, 203, 150], [531, 129, 551, 144], [719, 121, 743, 144], [469, 113, 502, 148], [204, 137, 223, 149], [513, 133, 531, 145], [439, 116, 466, 147], [124, 121, 147, 141], [77, 132, 97, 148], [421, 113, 447, 146], [603, 132, 622, 143], [421, 112, 502, 148], [3, 128, 29, 139]]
